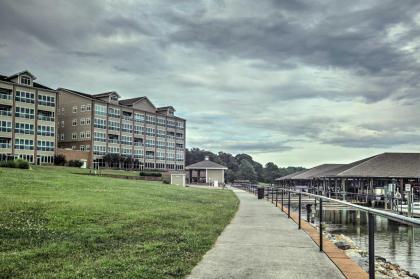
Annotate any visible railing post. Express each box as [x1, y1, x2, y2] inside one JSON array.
[[319, 198, 323, 252], [275, 189, 278, 207], [272, 187, 274, 203], [298, 192, 302, 229], [288, 191, 291, 218], [368, 212, 375, 279], [281, 189, 284, 212]]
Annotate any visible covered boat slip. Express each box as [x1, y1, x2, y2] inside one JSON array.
[[276, 153, 420, 215]]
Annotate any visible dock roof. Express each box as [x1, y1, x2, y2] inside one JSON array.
[[335, 153, 420, 178]]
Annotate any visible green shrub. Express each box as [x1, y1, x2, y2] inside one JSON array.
[[15, 159, 29, 169], [68, 160, 83, 168], [54, 154, 66, 166], [139, 171, 162, 177], [0, 159, 29, 169]]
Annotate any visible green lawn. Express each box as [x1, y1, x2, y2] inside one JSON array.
[[0, 166, 238, 279]]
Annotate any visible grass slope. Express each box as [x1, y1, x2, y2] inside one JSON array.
[[0, 166, 238, 279]]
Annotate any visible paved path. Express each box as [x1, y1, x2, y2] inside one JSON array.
[[188, 188, 345, 279]]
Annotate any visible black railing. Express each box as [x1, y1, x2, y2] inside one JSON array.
[[235, 185, 420, 279]]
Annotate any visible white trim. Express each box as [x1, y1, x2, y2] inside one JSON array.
[[206, 169, 208, 183], [185, 167, 228, 170]]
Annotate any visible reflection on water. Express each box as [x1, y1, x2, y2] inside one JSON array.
[[323, 210, 420, 275]]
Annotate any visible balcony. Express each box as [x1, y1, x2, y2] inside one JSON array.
[[0, 109, 12, 117], [122, 112, 133, 121], [108, 139, 120, 144], [0, 143, 11, 149], [37, 110, 55, 122], [0, 93, 13, 106], [37, 115, 55, 122]]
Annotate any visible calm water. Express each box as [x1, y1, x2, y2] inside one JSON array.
[[322, 210, 420, 275]]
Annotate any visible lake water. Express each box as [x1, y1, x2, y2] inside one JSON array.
[[322, 210, 420, 275]]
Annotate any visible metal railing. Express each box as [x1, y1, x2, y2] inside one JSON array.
[[236, 185, 420, 279]]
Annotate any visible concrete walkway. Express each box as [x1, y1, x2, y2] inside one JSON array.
[[188, 188, 345, 279]]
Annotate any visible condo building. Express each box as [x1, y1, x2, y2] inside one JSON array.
[[57, 89, 186, 170], [0, 71, 57, 164]]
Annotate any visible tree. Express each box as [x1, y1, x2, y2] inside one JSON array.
[[238, 160, 257, 183], [264, 162, 280, 184]]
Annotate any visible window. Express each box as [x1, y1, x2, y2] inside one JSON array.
[[95, 104, 106, 116], [20, 76, 31, 85], [94, 118, 106, 129], [80, 145, 85, 151], [86, 145, 90, 151], [15, 91, 35, 103], [157, 140, 166, 148], [15, 123, 34, 134], [146, 127, 155, 136], [0, 121, 12, 133], [134, 149, 143, 158], [134, 113, 144, 122], [107, 146, 120, 154], [145, 139, 155, 147], [38, 95, 55, 107], [157, 117, 166, 126], [15, 107, 34, 119], [156, 151, 165, 160], [86, 104, 91, 111], [145, 151, 155, 159], [14, 139, 34, 150], [86, 118, 91, 125], [122, 123, 133, 133], [122, 148, 132, 155], [81, 105, 86, 112], [80, 118, 85, 125], [37, 140, 54, 151], [134, 125, 143, 135], [61, 107, 64, 113], [108, 107, 120, 118], [60, 133, 64, 140], [108, 120, 120, 131], [146, 115, 156, 124], [71, 146, 76, 150], [94, 132, 106, 142], [157, 129, 166, 138], [176, 153, 184, 161], [72, 133, 77, 139], [80, 132, 85, 139], [72, 106, 77, 113], [86, 131, 91, 138], [72, 119, 77, 126], [121, 135, 132, 145], [37, 125, 55, 137], [93, 145, 106, 155]]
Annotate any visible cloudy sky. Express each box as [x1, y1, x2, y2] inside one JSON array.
[[1, 0, 420, 167]]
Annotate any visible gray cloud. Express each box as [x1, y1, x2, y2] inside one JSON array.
[[1, 0, 420, 165]]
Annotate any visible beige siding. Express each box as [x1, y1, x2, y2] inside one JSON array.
[[207, 169, 225, 184]]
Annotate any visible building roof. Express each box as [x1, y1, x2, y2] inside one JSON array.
[[185, 159, 228, 170], [7, 70, 37, 80], [157, 106, 176, 111], [0, 72, 53, 90], [291, 164, 345, 180], [92, 91, 121, 98], [118, 97, 147, 106], [335, 153, 420, 178], [275, 169, 308, 181]]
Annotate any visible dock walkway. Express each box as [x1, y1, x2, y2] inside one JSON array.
[[188, 188, 346, 279]]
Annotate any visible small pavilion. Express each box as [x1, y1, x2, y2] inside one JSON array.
[[185, 156, 228, 185]]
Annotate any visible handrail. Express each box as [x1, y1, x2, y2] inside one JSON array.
[[234, 184, 420, 279], [282, 189, 420, 226]]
